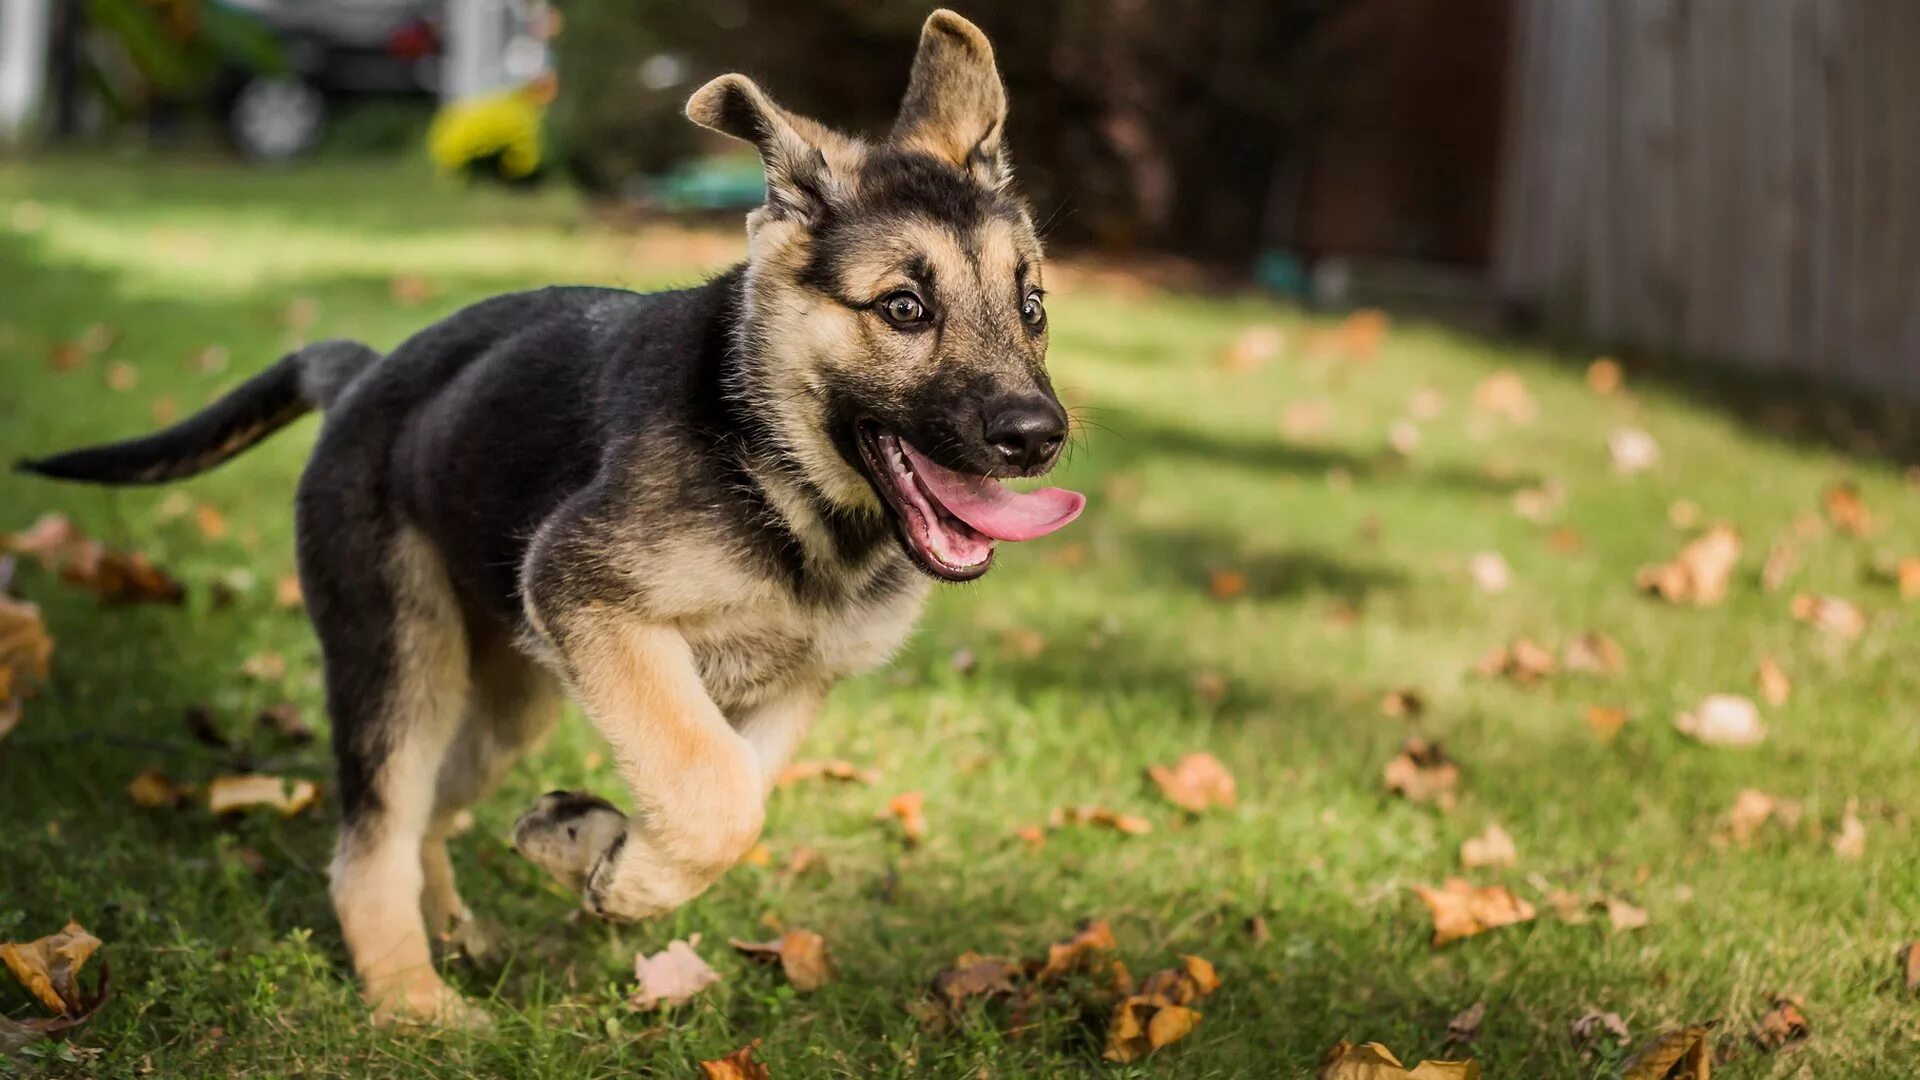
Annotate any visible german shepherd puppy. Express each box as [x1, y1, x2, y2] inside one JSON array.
[[19, 11, 1083, 1024]]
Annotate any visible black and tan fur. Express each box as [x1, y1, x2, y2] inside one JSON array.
[[18, 11, 1070, 1025]]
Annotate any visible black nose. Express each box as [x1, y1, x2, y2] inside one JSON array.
[[983, 398, 1067, 471]]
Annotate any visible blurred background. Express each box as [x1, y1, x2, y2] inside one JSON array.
[[2, 0, 1915, 400]]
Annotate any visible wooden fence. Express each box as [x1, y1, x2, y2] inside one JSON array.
[[1493, 0, 1920, 399]]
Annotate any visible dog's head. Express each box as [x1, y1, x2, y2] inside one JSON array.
[[688, 10, 1083, 582]]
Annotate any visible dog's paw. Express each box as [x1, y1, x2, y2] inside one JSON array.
[[368, 977, 492, 1030], [437, 913, 507, 968], [511, 790, 628, 895]]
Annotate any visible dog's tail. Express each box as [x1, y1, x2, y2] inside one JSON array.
[[15, 339, 379, 486]]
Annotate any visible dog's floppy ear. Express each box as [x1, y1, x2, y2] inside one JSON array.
[[890, 10, 1010, 189], [686, 74, 856, 223]]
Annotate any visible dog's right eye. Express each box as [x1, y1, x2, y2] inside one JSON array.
[[877, 291, 930, 328]]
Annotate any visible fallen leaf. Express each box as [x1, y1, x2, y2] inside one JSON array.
[[1605, 898, 1651, 933], [0, 594, 54, 741], [1338, 309, 1390, 360], [878, 791, 926, 844], [1674, 694, 1766, 748], [274, 574, 304, 610], [1209, 568, 1249, 600], [1049, 805, 1153, 835], [1822, 482, 1871, 536], [1833, 800, 1866, 860], [1147, 751, 1238, 812], [1468, 552, 1511, 594], [1459, 824, 1517, 870], [1563, 632, 1626, 676], [1756, 657, 1792, 706], [776, 759, 879, 787], [1317, 1040, 1481, 1079], [1898, 942, 1920, 994], [126, 767, 192, 809], [1380, 688, 1425, 718], [1898, 557, 1920, 601], [256, 703, 314, 744], [1014, 824, 1046, 851], [206, 774, 318, 816], [1726, 788, 1788, 845], [1513, 479, 1566, 522], [0, 922, 102, 1015], [239, 649, 286, 682], [1570, 1010, 1632, 1051], [1547, 526, 1585, 554], [1104, 996, 1202, 1062], [6, 513, 183, 604], [699, 1039, 771, 1080], [1621, 1024, 1714, 1079], [1413, 878, 1536, 947], [1638, 525, 1741, 606], [1034, 919, 1119, 982], [1789, 594, 1865, 640], [1585, 705, 1628, 743], [193, 504, 228, 541], [104, 360, 138, 392], [1222, 325, 1284, 371], [1609, 429, 1661, 474], [1445, 1001, 1486, 1046], [1384, 739, 1461, 809], [1473, 370, 1536, 424], [630, 935, 721, 1010], [1476, 638, 1556, 684], [1587, 357, 1623, 394], [731, 929, 832, 992], [930, 952, 1022, 1010], [1750, 995, 1808, 1052]]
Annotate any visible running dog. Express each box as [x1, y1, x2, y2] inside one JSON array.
[[20, 10, 1083, 1025]]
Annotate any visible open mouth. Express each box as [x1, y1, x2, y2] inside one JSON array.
[[856, 425, 1085, 581]]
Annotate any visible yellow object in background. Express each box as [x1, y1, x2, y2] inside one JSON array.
[[427, 84, 548, 181]]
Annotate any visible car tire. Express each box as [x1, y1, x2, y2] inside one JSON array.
[[229, 77, 326, 162]]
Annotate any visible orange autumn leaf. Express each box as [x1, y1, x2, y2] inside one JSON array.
[[1459, 823, 1517, 870], [1208, 568, 1249, 600], [1750, 996, 1809, 1053], [1897, 557, 1920, 602], [0, 594, 54, 742], [1384, 739, 1460, 809], [1413, 879, 1536, 947], [1789, 593, 1865, 640], [731, 929, 832, 992], [1476, 638, 1555, 684], [1472, 370, 1536, 423], [1049, 805, 1153, 836], [1585, 705, 1628, 743], [7, 513, 183, 604], [0, 921, 102, 1015], [1563, 632, 1626, 676], [1757, 657, 1792, 706], [879, 790, 926, 843], [193, 504, 228, 540], [1103, 955, 1221, 1062], [699, 1040, 771, 1080], [1035, 919, 1117, 981], [775, 759, 879, 788], [1621, 1024, 1714, 1079], [1317, 1040, 1481, 1079], [1587, 357, 1623, 395], [1821, 482, 1871, 536], [274, 574, 305, 610], [206, 774, 318, 816], [126, 767, 193, 809], [1637, 525, 1741, 606], [1147, 751, 1238, 812]]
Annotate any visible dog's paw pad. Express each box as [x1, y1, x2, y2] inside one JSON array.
[[511, 790, 628, 894]]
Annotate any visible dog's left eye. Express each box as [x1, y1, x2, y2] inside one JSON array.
[[878, 291, 929, 328], [1021, 291, 1046, 328]]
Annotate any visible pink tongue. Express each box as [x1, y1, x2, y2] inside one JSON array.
[[900, 442, 1086, 542]]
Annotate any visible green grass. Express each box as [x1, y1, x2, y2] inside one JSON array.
[[2, 156, 1917, 1078]]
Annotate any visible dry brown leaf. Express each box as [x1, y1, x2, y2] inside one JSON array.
[[1750, 995, 1809, 1053], [1756, 657, 1792, 706], [1822, 482, 1871, 536], [0, 594, 53, 741], [1674, 695, 1766, 748], [1413, 878, 1536, 947], [206, 774, 318, 816], [274, 574, 304, 610], [193, 504, 228, 541], [1459, 823, 1517, 870], [775, 759, 879, 788], [1104, 996, 1202, 1062], [878, 791, 926, 844], [1585, 705, 1628, 743], [0, 922, 103, 1016], [1897, 557, 1920, 602], [1898, 942, 1920, 994], [239, 649, 286, 682], [1605, 898, 1650, 933], [1208, 568, 1249, 601], [1726, 788, 1789, 845], [1513, 479, 1565, 522], [1221, 325, 1284, 371], [1381, 688, 1425, 719], [257, 703, 314, 744], [731, 929, 832, 992], [1609, 429, 1661, 474], [631, 935, 721, 1010], [699, 1039, 771, 1080], [126, 767, 192, 809], [1473, 370, 1536, 424], [1789, 594, 1865, 640], [1638, 525, 1741, 606], [1563, 632, 1626, 676], [1468, 552, 1511, 594], [1622, 1024, 1714, 1079], [1048, 805, 1153, 835], [1147, 751, 1238, 812], [930, 952, 1022, 1010], [1833, 800, 1866, 860], [7, 513, 183, 604], [1317, 1040, 1481, 1079], [1035, 919, 1118, 981], [1476, 638, 1556, 684], [105, 360, 138, 392], [1013, 824, 1046, 851], [1137, 955, 1220, 1005], [1548, 527, 1585, 554], [1571, 1010, 1632, 1051], [1587, 358, 1623, 394], [1384, 739, 1460, 809], [1445, 1001, 1486, 1046]]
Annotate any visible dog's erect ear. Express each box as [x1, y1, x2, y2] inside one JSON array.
[[686, 73, 857, 223], [890, 10, 1010, 189]]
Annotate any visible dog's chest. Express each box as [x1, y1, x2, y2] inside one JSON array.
[[686, 583, 929, 708]]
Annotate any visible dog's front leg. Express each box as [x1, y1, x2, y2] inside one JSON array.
[[514, 614, 765, 919]]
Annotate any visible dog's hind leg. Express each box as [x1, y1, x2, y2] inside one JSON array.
[[422, 628, 562, 956], [303, 511, 484, 1027]]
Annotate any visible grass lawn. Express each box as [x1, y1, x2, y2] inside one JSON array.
[[1, 156, 1916, 1078]]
